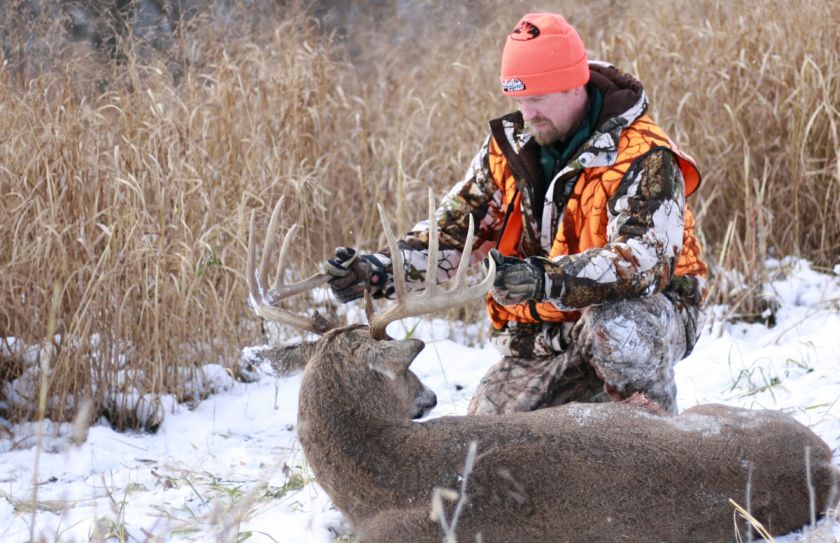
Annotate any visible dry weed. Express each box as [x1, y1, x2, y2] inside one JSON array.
[[0, 0, 837, 427]]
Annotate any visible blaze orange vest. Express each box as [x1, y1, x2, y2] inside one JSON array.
[[486, 115, 707, 329]]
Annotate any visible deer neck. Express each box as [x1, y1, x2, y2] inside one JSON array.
[[297, 357, 417, 517], [297, 354, 415, 463]]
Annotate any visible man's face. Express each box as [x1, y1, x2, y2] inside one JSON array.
[[510, 87, 587, 146]]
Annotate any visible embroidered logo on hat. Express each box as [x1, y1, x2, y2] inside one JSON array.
[[501, 78, 526, 92], [510, 21, 540, 41]]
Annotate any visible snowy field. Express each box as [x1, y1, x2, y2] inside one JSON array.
[[1, 258, 839, 542]]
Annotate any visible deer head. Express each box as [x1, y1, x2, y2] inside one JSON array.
[[246, 189, 495, 417]]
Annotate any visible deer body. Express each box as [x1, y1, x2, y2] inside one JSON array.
[[298, 327, 836, 543], [246, 194, 836, 543]]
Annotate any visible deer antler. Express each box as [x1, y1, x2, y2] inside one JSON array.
[[369, 188, 496, 340], [247, 198, 335, 335]]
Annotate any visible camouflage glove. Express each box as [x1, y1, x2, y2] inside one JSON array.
[[484, 248, 546, 306], [324, 247, 394, 303]]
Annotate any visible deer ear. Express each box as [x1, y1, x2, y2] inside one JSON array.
[[368, 338, 424, 379], [383, 357, 412, 377]]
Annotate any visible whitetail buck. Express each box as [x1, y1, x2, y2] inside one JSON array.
[[247, 191, 838, 543]]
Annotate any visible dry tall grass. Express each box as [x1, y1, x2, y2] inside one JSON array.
[[1, 0, 838, 428]]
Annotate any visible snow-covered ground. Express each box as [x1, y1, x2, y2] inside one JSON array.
[[1, 258, 839, 542]]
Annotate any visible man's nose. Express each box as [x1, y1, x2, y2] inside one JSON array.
[[519, 103, 536, 120], [520, 103, 545, 123]]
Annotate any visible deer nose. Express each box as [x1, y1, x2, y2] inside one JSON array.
[[412, 386, 437, 419], [425, 388, 437, 410]]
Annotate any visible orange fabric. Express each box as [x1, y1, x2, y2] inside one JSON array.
[[486, 115, 707, 329], [500, 13, 590, 96], [497, 192, 523, 256], [488, 138, 523, 256]]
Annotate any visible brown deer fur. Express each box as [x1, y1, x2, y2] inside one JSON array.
[[296, 325, 838, 543]]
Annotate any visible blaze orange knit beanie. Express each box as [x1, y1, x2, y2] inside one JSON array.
[[500, 13, 590, 96]]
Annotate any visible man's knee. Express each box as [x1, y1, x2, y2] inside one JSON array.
[[572, 294, 685, 407]]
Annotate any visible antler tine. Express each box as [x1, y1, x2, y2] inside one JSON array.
[[425, 189, 439, 294], [381, 202, 408, 303], [247, 201, 334, 335], [370, 188, 496, 340], [259, 195, 284, 292]]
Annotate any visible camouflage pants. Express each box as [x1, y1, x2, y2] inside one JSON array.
[[467, 293, 704, 415]]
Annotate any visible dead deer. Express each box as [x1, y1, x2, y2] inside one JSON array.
[[247, 191, 838, 543]]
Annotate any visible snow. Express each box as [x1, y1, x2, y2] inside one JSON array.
[[1, 258, 839, 542]]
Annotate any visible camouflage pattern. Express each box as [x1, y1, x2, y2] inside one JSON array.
[[395, 132, 504, 285], [386, 63, 706, 315], [370, 62, 708, 413], [468, 293, 703, 415], [541, 149, 692, 310]]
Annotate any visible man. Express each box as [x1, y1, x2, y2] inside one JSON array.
[[325, 12, 707, 415]]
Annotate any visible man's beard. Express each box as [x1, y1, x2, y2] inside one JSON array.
[[526, 120, 562, 146]]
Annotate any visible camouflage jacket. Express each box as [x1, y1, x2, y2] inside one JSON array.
[[381, 62, 708, 328]]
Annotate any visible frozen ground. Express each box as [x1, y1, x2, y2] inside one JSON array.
[[1, 258, 839, 542]]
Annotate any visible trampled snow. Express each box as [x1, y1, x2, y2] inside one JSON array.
[[1, 258, 839, 542]]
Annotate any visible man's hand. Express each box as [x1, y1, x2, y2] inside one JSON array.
[[324, 247, 394, 303], [484, 248, 546, 306]]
